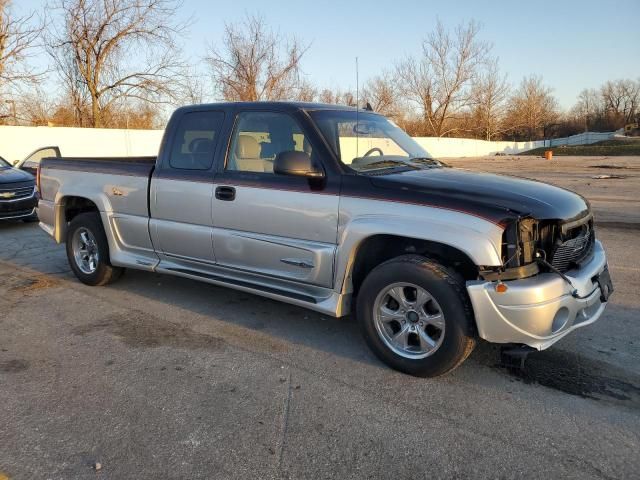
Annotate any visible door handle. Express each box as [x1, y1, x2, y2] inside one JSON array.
[[215, 186, 236, 201]]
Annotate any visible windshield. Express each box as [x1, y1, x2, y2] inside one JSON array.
[[0, 156, 10, 168], [310, 110, 442, 172]]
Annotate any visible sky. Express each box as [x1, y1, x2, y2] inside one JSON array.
[[15, 0, 640, 109]]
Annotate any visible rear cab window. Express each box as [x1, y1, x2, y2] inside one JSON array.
[[169, 111, 225, 170]]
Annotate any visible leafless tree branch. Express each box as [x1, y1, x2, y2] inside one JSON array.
[[46, 0, 190, 127]]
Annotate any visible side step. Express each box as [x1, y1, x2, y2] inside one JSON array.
[[164, 267, 317, 304]]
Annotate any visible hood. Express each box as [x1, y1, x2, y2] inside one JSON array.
[[368, 167, 589, 223], [0, 165, 35, 184]]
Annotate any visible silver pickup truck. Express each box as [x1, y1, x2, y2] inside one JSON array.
[[37, 102, 613, 376]]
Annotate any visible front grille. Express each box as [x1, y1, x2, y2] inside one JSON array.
[[0, 185, 35, 201], [551, 222, 595, 272]]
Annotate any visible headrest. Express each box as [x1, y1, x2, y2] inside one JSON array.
[[189, 138, 212, 154], [235, 135, 261, 159]]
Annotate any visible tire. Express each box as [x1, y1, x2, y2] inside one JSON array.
[[356, 255, 476, 377], [66, 212, 124, 286]]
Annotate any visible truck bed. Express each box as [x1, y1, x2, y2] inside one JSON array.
[[40, 156, 156, 178]]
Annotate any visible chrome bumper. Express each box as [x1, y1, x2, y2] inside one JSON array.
[[467, 240, 609, 350]]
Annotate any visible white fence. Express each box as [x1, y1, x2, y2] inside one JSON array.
[[0, 125, 619, 163], [548, 131, 619, 147], [0, 126, 164, 163], [414, 130, 619, 158]]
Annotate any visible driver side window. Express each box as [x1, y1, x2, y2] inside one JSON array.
[[226, 111, 312, 174]]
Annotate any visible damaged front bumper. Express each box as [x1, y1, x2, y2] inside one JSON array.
[[467, 240, 610, 350]]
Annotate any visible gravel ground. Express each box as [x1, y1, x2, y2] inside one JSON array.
[[0, 156, 639, 479]]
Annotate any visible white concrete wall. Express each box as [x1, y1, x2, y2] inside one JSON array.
[[0, 126, 164, 163], [414, 137, 545, 158], [414, 130, 617, 158], [0, 125, 618, 163]]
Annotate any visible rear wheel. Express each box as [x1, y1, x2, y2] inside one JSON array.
[[66, 212, 124, 286], [357, 255, 476, 377]]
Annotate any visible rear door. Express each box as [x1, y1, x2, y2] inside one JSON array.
[[211, 109, 340, 288], [19, 146, 61, 176], [150, 110, 226, 265]]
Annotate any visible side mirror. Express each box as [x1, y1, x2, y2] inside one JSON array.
[[274, 151, 324, 178]]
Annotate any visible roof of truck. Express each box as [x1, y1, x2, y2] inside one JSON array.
[[179, 101, 379, 113]]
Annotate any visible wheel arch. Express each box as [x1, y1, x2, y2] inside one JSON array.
[[54, 194, 102, 243], [346, 234, 481, 297]]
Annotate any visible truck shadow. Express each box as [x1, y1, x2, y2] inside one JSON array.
[[3, 221, 640, 409], [501, 348, 640, 408]]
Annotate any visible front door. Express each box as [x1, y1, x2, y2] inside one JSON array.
[[150, 110, 225, 265], [212, 110, 340, 288]]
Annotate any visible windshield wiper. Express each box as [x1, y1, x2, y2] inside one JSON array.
[[408, 157, 443, 167], [356, 159, 419, 171]]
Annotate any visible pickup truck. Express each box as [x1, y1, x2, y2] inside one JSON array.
[[37, 101, 613, 377]]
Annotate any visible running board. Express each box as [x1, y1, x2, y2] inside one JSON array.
[[164, 266, 317, 304]]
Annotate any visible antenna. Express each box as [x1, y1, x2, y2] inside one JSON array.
[[355, 56, 359, 158]]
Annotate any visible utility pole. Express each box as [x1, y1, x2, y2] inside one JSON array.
[[5, 100, 17, 125]]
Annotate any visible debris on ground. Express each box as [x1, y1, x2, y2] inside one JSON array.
[[589, 164, 628, 169], [591, 174, 626, 179]]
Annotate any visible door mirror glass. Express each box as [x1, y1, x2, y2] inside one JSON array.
[[274, 151, 324, 178]]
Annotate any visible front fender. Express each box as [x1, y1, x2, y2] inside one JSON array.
[[335, 198, 504, 293]]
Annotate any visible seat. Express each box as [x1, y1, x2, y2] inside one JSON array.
[[233, 135, 269, 172], [188, 138, 213, 169]]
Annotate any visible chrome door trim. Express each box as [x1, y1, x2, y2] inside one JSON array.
[[281, 258, 315, 269]]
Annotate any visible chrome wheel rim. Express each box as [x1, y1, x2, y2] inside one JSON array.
[[72, 227, 99, 274], [373, 282, 446, 359]]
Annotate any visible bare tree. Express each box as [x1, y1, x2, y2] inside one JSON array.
[[395, 20, 491, 137], [17, 87, 56, 125], [0, 0, 42, 123], [317, 87, 356, 106], [470, 59, 509, 140], [47, 0, 189, 128], [0, 0, 41, 87], [600, 79, 639, 125], [207, 14, 309, 102], [505, 75, 558, 140], [362, 73, 399, 116], [296, 78, 317, 102], [571, 88, 601, 131]]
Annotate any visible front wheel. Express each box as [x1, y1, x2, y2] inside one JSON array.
[[357, 255, 476, 377], [66, 212, 124, 286]]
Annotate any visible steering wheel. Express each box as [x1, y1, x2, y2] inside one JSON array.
[[363, 147, 384, 157]]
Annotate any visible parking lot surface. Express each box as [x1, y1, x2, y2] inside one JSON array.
[[1, 156, 639, 479]]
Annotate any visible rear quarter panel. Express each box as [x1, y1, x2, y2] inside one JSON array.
[[38, 158, 157, 268]]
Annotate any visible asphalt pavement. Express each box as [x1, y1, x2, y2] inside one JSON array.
[[1, 157, 639, 479]]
